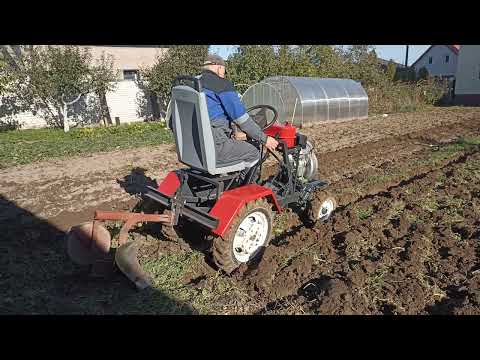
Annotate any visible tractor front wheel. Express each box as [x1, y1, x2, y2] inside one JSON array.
[[212, 198, 273, 274], [306, 190, 337, 224]]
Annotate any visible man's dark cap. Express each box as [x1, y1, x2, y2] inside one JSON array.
[[203, 54, 226, 67]]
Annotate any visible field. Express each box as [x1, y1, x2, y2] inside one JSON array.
[[1, 107, 480, 314]]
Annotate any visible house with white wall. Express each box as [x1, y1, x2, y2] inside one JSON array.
[[411, 45, 460, 80], [454, 45, 480, 105], [0, 45, 169, 129], [85, 46, 168, 124], [84, 46, 167, 82], [378, 58, 406, 70]]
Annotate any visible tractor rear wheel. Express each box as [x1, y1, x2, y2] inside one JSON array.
[[306, 190, 337, 224], [212, 198, 273, 274]]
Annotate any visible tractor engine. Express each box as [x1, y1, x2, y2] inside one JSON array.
[[264, 123, 318, 183], [290, 140, 318, 182]]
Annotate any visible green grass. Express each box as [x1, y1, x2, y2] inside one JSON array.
[[457, 137, 480, 146], [426, 136, 480, 167], [406, 212, 424, 226], [387, 200, 406, 221], [366, 174, 393, 186], [356, 206, 374, 220], [365, 265, 391, 291], [140, 250, 253, 314], [420, 197, 439, 213], [0, 122, 173, 169]]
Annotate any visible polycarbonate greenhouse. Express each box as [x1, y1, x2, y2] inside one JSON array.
[[241, 76, 368, 127]]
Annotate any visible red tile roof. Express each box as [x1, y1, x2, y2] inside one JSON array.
[[447, 45, 461, 54]]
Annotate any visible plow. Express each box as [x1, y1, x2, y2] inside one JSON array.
[[66, 76, 337, 290], [67, 210, 173, 289]]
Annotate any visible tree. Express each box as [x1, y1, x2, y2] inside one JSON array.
[[90, 52, 117, 126], [342, 46, 387, 86], [276, 45, 297, 76], [386, 60, 397, 81], [226, 45, 318, 93], [139, 45, 209, 117], [417, 66, 429, 80], [0, 45, 34, 70], [301, 45, 344, 78], [7, 46, 117, 132], [226, 45, 278, 93], [226, 44, 394, 94], [0, 58, 7, 95]]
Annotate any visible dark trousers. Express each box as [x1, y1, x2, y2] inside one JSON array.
[[211, 122, 260, 168]]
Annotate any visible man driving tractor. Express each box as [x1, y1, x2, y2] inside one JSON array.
[[170, 54, 279, 179], [65, 54, 337, 287]]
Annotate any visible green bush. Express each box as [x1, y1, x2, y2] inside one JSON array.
[[366, 78, 445, 114], [417, 67, 429, 80]]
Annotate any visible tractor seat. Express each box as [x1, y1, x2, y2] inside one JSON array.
[[170, 84, 251, 175]]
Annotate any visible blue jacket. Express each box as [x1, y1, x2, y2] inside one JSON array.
[[199, 70, 266, 144], [200, 70, 248, 124]]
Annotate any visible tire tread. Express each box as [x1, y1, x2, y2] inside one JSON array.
[[212, 198, 273, 274]]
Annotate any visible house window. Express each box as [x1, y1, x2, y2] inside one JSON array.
[[445, 55, 449, 63], [428, 56, 433, 64], [123, 70, 138, 81]]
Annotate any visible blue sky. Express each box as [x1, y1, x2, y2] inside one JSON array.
[[209, 45, 430, 66]]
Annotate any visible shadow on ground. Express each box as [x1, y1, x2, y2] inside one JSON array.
[[0, 194, 197, 315], [117, 168, 214, 253], [116, 167, 158, 197]]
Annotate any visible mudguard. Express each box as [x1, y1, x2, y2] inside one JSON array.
[[157, 171, 181, 196], [209, 184, 281, 238]]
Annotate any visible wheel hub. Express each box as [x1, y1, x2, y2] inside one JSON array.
[[317, 199, 335, 222], [233, 211, 269, 263]]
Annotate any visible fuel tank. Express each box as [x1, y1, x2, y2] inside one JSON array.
[[264, 123, 297, 148]]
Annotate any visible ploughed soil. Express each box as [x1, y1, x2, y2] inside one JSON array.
[[1, 107, 480, 314], [243, 148, 480, 315]]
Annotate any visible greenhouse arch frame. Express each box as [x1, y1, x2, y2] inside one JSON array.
[[241, 76, 369, 127]]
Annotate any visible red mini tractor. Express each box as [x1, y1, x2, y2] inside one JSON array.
[[66, 76, 337, 290]]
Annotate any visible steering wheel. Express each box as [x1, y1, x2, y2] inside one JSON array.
[[246, 105, 278, 130]]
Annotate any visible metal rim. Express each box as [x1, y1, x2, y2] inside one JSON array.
[[302, 141, 318, 181], [232, 211, 269, 263], [317, 199, 335, 222]]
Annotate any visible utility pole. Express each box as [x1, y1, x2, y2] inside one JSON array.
[[405, 45, 409, 67]]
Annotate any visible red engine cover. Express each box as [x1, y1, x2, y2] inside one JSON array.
[[264, 123, 297, 148]]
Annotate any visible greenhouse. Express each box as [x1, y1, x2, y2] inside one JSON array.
[[241, 76, 369, 127]]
